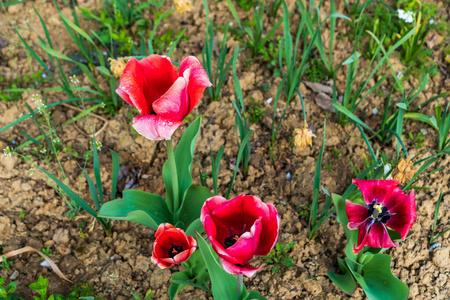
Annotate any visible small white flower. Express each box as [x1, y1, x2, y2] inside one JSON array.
[[52, 137, 61, 144], [90, 140, 102, 151], [32, 94, 46, 114], [19, 113, 24, 118], [40, 148, 47, 154], [3, 146, 12, 157], [28, 168, 35, 175], [372, 108, 379, 115], [398, 9, 414, 23], [420, 128, 428, 135], [69, 75, 79, 85], [429, 19, 435, 25]]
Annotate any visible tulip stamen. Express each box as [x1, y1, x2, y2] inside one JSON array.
[[224, 224, 248, 248], [167, 244, 184, 258]]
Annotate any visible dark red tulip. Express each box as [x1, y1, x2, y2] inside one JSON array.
[[151, 223, 197, 269], [346, 179, 416, 254], [116, 55, 211, 140], [201, 195, 280, 277]]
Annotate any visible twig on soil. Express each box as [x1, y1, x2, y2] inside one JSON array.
[[2, 246, 72, 282]]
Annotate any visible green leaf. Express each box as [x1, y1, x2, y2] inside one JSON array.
[[327, 258, 357, 294], [0, 288, 7, 298], [342, 52, 361, 65], [38, 167, 98, 218], [5, 281, 17, 294], [110, 150, 120, 200], [178, 185, 213, 229], [98, 189, 172, 229], [169, 272, 190, 300], [352, 254, 409, 300], [197, 233, 246, 300], [245, 291, 267, 300], [185, 218, 204, 237], [163, 116, 202, 212]]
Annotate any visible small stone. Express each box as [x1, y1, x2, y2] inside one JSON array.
[[10, 270, 19, 280], [44, 240, 55, 248]]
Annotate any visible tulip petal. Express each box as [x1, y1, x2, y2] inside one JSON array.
[[254, 202, 279, 256], [346, 200, 370, 230], [223, 218, 262, 265], [219, 258, 261, 277], [116, 58, 150, 114], [386, 189, 417, 239], [132, 115, 183, 141], [180, 56, 212, 113], [366, 222, 399, 249], [152, 77, 189, 121], [352, 179, 400, 205], [353, 221, 399, 254], [155, 223, 175, 239], [139, 55, 179, 108]]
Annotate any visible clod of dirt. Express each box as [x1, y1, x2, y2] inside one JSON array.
[[432, 247, 450, 268]]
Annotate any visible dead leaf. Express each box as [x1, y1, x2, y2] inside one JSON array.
[[2, 246, 72, 282], [303, 81, 333, 95], [276, 157, 291, 173], [425, 32, 441, 49], [315, 92, 335, 112]]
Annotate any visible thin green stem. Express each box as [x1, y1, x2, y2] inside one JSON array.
[[166, 139, 179, 213], [237, 273, 243, 297]]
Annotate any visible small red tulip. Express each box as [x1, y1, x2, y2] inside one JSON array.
[[201, 195, 280, 277], [116, 55, 212, 140], [151, 223, 197, 269], [346, 179, 417, 254]]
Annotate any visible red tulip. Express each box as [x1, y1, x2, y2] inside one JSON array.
[[200, 195, 280, 277], [346, 179, 417, 254], [116, 55, 212, 140], [151, 223, 197, 269]]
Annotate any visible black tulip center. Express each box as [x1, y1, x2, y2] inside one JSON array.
[[224, 224, 247, 249], [168, 244, 184, 258], [367, 200, 396, 224]]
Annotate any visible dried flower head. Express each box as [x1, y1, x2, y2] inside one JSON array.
[[293, 122, 316, 148], [392, 159, 417, 184], [109, 57, 130, 78], [174, 0, 193, 12]]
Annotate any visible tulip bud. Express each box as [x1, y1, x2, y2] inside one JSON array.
[[174, 0, 193, 12], [392, 159, 417, 184], [109, 57, 130, 78], [293, 121, 316, 148]]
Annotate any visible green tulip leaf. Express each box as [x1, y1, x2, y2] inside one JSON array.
[[178, 185, 213, 229], [244, 291, 267, 300], [196, 233, 248, 300], [185, 218, 204, 237], [327, 258, 357, 295], [163, 116, 202, 211], [97, 189, 172, 230], [169, 249, 211, 299], [169, 272, 190, 300], [346, 254, 409, 300]]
